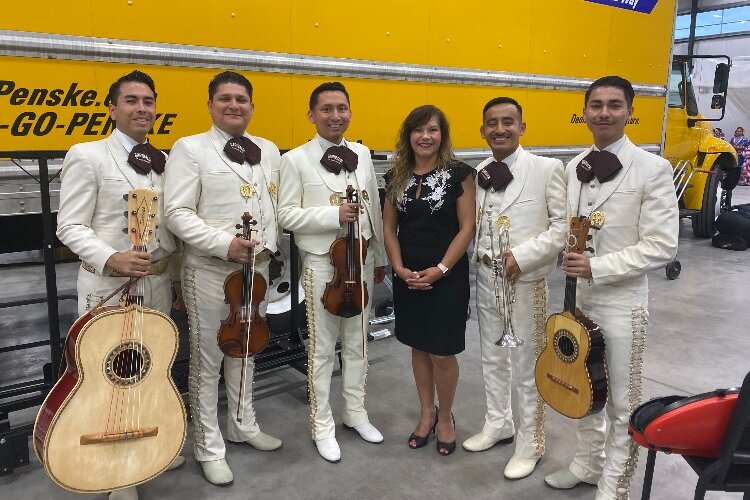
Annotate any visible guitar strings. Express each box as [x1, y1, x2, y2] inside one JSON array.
[[105, 193, 153, 440], [132, 195, 153, 435]]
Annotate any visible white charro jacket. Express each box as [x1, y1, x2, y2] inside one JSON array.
[[473, 147, 567, 281], [163, 127, 280, 269], [277, 139, 385, 267], [56, 133, 177, 274], [565, 137, 679, 286]]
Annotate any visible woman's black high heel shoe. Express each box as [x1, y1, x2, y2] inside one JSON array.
[[436, 413, 456, 456], [408, 406, 438, 449]]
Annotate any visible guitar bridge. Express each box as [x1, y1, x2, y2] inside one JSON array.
[[80, 426, 159, 445], [546, 373, 579, 394]]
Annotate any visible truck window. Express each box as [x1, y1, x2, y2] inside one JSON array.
[[668, 65, 685, 107], [684, 74, 699, 117], [668, 62, 699, 116]]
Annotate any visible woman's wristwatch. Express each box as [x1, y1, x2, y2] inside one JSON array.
[[437, 262, 450, 276]]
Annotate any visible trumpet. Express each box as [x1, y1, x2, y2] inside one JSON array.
[[486, 209, 523, 347]]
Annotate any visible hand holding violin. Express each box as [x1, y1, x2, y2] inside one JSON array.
[[228, 236, 259, 264], [339, 202, 361, 223]]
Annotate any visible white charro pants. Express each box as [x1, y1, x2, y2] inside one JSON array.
[[76, 267, 172, 316], [475, 263, 548, 459], [182, 259, 270, 462], [302, 252, 374, 441], [567, 279, 649, 500]]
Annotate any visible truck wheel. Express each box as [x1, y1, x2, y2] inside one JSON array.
[[665, 260, 681, 280], [374, 299, 393, 318], [691, 165, 723, 238]]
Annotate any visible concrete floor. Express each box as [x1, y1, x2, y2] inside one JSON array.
[[1, 187, 749, 500]]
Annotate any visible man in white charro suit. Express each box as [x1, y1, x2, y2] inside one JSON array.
[[463, 97, 567, 480], [277, 82, 386, 463], [56, 70, 184, 500], [544, 76, 678, 500], [164, 71, 282, 487]]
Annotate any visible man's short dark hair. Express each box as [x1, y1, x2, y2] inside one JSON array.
[[482, 97, 523, 122], [208, 71, 253, 101], [585, 76, 635, 107], [107, 70, 156, 105], [309, 82, 350, 110]]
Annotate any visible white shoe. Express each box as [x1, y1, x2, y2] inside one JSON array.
[[166, 455, 186, 471], [544, 468, 596, 490], [315, 437, 341, 463], [109, 486, 138, 500], [503, 455, 539, 480], [199, 458, 234, 487], [462, 431, 513, 452], [234, 431, 283, 451], [343, 422, 384, 444]]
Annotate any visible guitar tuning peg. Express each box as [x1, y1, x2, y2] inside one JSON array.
[[155, 225, 159, 229], [236, 233, 241, 237], [235, 224, 242, 229], [122, 194, 129, 201], [122, 228, 128, 234], [585, 246, 595, 253], [586, 235, 593, 241], [123, 211, 128, 218]]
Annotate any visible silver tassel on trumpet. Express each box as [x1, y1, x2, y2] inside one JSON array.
[[486, 208, 523, 347]]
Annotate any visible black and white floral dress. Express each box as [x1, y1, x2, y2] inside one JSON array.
[[385, 161, 474, 355]]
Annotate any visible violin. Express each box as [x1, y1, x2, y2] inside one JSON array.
[[322, 185, 369, 318], [218, 212, 270, 358], [217, 212, 269, 424]]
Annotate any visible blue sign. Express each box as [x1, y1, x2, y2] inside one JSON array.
[[585, 0, 658, 14]]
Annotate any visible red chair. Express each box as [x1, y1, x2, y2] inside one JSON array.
[[629, 371, 750, 500]]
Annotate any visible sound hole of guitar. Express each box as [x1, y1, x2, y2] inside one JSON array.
[[553, 329, 579, 364], [105, 343, 152, 388]]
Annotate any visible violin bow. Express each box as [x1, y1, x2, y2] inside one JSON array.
[[237, 215, 258, 424]]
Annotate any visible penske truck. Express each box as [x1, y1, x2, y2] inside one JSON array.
[[0, 0, 737, 295]]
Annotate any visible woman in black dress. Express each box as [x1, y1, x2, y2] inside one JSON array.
[[383, 105, 475, 456]]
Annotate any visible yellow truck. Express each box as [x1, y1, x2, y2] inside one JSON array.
[[0, 0, 737, 242]]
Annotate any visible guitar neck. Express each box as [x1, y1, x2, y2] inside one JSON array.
[[126, 245, 147, 306], [563, 276, 577, 313]]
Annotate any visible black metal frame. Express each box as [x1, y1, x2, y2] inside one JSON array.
[[0, 150, 69, 475]]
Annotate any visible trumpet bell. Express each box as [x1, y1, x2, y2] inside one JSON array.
[[495, 328, 524, 347]]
